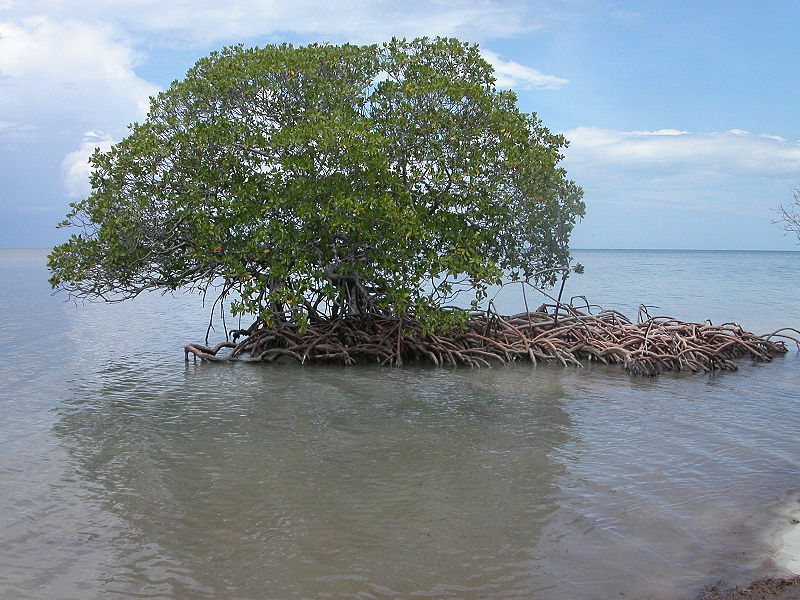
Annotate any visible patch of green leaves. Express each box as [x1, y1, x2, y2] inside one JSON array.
[[48, 37, 585, 326]]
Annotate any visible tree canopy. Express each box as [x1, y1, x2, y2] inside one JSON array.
[[48, 37, 585, 332]]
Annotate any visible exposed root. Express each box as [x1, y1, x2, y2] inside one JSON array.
[[185, 307, 795, 376]]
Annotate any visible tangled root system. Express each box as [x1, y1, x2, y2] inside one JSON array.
[[185, 303, 798, 377]]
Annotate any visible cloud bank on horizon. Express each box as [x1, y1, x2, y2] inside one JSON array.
[[1, 0, 798, 250]]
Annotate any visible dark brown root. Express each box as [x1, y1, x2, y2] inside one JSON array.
[[185, 308, 794, 376]]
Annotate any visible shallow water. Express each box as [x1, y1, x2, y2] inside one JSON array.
[[1, 248, 798, 599]]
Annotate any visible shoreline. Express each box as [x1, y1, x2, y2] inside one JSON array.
[[699, 503, 800, 599], [775, 512, 800, 575], [701, 576, 800, 600]]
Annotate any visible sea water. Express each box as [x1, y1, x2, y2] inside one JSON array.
[[0, 248, 798, 599]]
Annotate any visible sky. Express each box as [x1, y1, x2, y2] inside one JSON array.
[[1, 0, 799, 250]]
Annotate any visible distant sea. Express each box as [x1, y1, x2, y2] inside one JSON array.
[[1, 248, 798, 599]]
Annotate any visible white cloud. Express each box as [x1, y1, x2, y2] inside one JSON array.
[[0, 120, 36, 135], [61, 131, 115, 199], [0, 120, 37, 151], [0, 17, 159, 131], [0, 2, 567, 211], [560, 125, 800, 240], [0, 16, 160, 198], [481, 49, 567, 90], [4, 0, 540, 45], [563, 127, 800, 176]]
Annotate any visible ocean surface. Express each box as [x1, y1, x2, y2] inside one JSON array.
[[1, 248, 798, 600]]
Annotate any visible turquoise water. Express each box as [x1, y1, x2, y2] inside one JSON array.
[[0, 249, 798, 599]]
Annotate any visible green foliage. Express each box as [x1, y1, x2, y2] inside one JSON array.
[[48, 37, 585, 329]]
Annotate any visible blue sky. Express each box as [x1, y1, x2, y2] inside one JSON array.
[[1, 0, 799, 250]]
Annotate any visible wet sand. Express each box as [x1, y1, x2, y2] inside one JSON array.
[[700, 576, 800, 599], [699, 510, 800, 599]]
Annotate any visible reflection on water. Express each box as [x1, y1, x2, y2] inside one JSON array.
[[52, 365, 573, 599], [1, 249, 799, 599]]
